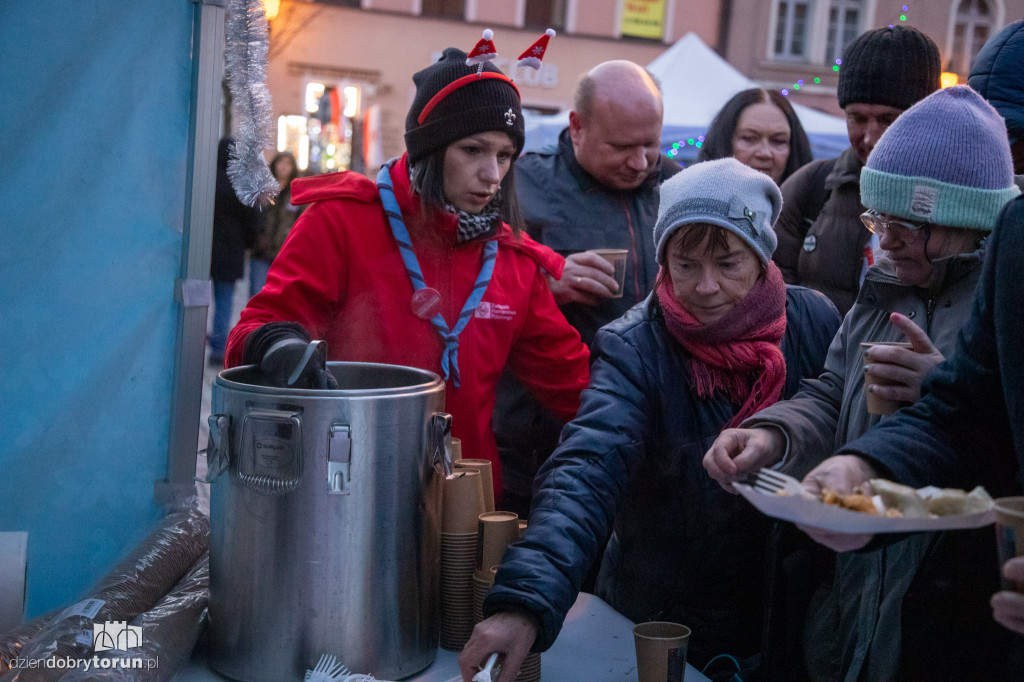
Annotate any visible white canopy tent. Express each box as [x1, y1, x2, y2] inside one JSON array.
[[524, 32, 850, 161]]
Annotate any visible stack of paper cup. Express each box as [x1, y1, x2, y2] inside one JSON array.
[[473, 564, 498, 624], [453, 458, 495, 512], [477, 511, 520, 573], [440, 470, 486, 650], [450, 437, 463, 462]]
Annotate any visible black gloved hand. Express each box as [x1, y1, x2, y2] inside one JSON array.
[[243, 322, 339, 390]]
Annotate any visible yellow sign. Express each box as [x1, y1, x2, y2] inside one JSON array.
[[621, 0, 667, 40]]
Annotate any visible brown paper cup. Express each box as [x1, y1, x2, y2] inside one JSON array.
[[592, 249, 628, 298], [442, 470, 486, 534], [634, 621, 690, 682], [995, 497, 1024, 591], [453, 458, 495, 512], [518, 519, 527, 537], [477, 511, 519, 572], [861, 341, 914, 415], [450, 437, 463, 462]]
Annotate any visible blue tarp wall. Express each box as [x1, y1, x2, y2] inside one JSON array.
[[0, 1, 194, 617]]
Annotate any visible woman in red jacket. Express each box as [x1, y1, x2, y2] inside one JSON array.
[[225, 45, 590, 501]]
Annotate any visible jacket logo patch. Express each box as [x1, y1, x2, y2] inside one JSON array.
[[803, 235, 817, 252], [910, 185, 938, 219], [475, 301, 516, 321]]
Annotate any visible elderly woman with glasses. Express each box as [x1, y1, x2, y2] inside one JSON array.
[[704, 86, 1022, 680]]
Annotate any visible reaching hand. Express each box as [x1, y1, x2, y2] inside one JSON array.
[[458, 611, 538, 682], [991, 557, 1024, 635], [703, 427, 786, 492], [796, 455, 879, 552], [864, 312, 944, 404], [547, 251, 619, 306]]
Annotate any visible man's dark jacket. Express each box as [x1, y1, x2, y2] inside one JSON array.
[[485, 286, 841, 668], [494, 130, 681, 501]]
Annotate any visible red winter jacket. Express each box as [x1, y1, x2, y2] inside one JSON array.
[[226, 155, 590, 498]]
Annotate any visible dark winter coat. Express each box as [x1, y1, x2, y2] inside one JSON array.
[[746, 250, 1015, 681], [493, 129, 681, 501], [773, 146, 868, 316], [839, 195, 1024, 679], [252, 182, 304, 261], [485, 285, 840, 669], [969, 18, 1024, 143], [210, 138, 259, 281]]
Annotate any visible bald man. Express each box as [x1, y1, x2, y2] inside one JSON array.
[[493, 61, 680, 517]]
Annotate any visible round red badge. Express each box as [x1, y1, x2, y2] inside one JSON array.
[[411, 287, 443, 320]]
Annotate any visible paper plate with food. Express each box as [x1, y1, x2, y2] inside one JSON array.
[[735, 472, 994, 533]]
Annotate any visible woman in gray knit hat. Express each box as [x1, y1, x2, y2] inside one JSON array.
[[461, 158, 840, 681], [705, 85, 1022, 680]]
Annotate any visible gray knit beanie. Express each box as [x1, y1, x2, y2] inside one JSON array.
[[861, 85, 1021, 231], [654, 157, 783, 265]]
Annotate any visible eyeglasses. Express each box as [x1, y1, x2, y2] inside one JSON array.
[[860, 209, 930, 235]]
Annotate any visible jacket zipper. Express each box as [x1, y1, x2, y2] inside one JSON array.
[[925, 297, 936, 334], [620, 197, 641, 303]]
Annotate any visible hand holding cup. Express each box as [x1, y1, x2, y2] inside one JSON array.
[[862, 313, 945, 413], [547, 251, 620, 306]]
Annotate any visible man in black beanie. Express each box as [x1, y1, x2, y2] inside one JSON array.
[[772, 25, 940, 315]]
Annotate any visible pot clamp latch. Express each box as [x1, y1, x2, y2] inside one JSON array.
[[328, 424, 352, 494]]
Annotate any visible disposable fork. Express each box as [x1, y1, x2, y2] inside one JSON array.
[[305, 654, 351, 682], [742, 468, 814, 499]]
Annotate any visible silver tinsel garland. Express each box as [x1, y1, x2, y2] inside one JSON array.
[[225, 0, 278, 207]]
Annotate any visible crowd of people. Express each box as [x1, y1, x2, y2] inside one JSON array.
[[216, 18, 1024, 682]]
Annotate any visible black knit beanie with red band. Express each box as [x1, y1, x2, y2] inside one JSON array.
[[405, 47, 524, 165]]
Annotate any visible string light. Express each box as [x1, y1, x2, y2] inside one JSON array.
[[664, 135, 704, 157]]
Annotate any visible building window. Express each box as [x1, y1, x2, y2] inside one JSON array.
[[774, 1, 811, 59], [524, 0, 566, 30], [825, 0, 861, 64], [949, 0, 993, 76], [421, 0, 464, 19]]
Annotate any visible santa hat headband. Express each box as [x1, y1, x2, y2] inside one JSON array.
[[417, 28, 556, 125]]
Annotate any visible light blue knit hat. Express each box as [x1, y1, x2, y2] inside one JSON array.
[[860, 85, 1021, 231], [654, 157, 782, 265]]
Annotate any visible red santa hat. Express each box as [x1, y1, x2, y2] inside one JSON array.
[[517, 28, 556, 70], [466, 29, 498, 66]]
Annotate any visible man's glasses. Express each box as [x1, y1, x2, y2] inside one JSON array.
[[860, 209, 929, 235]]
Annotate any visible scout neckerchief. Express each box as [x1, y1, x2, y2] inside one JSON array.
[[376, 163, 497, 388]]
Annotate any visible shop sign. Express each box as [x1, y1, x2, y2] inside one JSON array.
[[621, 0, 666, 40]]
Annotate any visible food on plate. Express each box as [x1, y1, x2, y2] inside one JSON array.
[[821, 488, 878, 515], [870, 479, 930, 519], [789, 479, 994, 519], [924, 485, 993, 516]]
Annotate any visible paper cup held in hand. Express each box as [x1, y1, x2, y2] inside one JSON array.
[[442, 470, 485, 534], [861, 341, 913, 416], [592, 249, 628, 299], [994, 497, 1024, 591], [633, 621, 690, 682], [453, 458, 495, 512]]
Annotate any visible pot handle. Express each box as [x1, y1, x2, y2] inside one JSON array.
[[429, 412, 453, 477], [205, 414, 231, 483]]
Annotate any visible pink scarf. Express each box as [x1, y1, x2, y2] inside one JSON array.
[[655, 263, 788, 428]]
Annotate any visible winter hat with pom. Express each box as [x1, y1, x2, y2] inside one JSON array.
[[653, 157, 783, 266], [861, 85, 1021, 231]]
